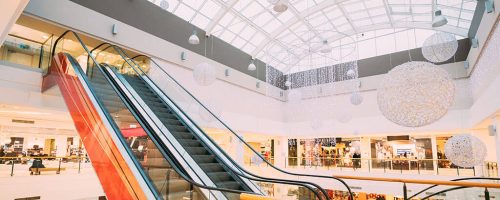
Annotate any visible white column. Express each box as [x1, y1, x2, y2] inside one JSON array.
[[274, 137, 287, 168], [431, 135, 438, 175], [360, 137, 371, 170], [55, 136, 68, 157], [493, 117, 500, 175], [0, 1, 29, 45]]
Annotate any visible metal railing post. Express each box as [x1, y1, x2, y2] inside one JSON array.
[[384, 160, 386, 173], [78, 157, 82, 174], [10, 159, 14, 176], [57, 158, 62, 174], [418, 160, 420, 174], [485, 188, 490, 200], [403, 183, 408, 200]]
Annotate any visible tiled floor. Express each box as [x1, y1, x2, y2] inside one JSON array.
[[0, 164, 105, 200]]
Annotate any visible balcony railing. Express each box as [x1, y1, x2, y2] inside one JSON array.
[[0, 156, 90, 177], [246, 156, 498, 177]]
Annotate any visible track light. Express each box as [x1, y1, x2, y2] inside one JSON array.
[[248, 59, 256, 71], [188, 30, 200, 45], [432, 9, 448, 27]]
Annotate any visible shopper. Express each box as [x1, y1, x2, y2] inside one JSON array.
[[0, 148, 5, 164]]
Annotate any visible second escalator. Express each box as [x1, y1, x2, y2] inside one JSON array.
[[120, 73, 249, 192]]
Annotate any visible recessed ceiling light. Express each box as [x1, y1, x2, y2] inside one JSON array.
[[42, 35, 49, 39]]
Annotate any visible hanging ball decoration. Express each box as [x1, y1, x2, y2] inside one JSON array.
[[287, 90, 302, 103], [337, 113, 352, 124], [346, 69, 356, 78], [310, 118, 323, 130], [422, 32, 458, 63], [377, 61, 455, 127], [193, 62, 216, 86], [350, 92, 363, 106], [159, 0, 169, 10], [444, 134, 487, 168]]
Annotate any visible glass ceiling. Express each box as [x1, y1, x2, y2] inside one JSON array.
[[148, 0, 477, 73]]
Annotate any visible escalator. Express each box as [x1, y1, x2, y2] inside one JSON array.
[[42, 31, 335, 200], [120, 74, 246, 191]]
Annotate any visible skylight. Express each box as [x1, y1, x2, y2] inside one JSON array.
[[148, 0, 477, 73]]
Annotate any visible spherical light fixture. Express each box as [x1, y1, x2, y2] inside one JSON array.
[[273, 0, 288, 13], [422, 32, 458, 63], [193, 62, 216, 86], [159, 0, 169, 10], [432, 9, 448, 27], [346, 69, 356, 78], [248, 59, 257, 71], [350, 92, 363, 106], [285, 80, 292, 87], [377, 61, 455, 127], [188, 30, 200, 45], [337, 113, 352, 124], [444, 134, 487, 168]]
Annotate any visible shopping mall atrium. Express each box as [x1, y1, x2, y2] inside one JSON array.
[[0, 0, 499, 199]]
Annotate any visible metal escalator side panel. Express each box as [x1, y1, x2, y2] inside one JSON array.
[[104, 67, 227, 200], [139, 75, 262, 194], [44, 53, 147, 200]]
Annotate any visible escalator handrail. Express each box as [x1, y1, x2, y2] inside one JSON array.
[[108, 45, 336, 200], [129, 53, 353, 197], [409, 177, 500, 199], [50, 30, 265, 199], [101, 44, 332, 199], [98, 62, 312, 199], [91, 44, 327, 200], [50, 30, 160, 199]]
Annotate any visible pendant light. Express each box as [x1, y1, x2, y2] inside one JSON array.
[[320, 40, 332, 54], [432, 9, 448, 27], [248, 59, 256, 71], [188, 30, 200, 45], [272, 0, 288, 13]]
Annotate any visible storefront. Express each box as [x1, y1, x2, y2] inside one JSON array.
[[370, 136, 433, 171], [287, 137, 360, 167]]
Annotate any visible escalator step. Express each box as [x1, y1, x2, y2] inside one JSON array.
[[206, 172, 233, 182], [198, 163, 225, 173], [216, 181, 242, 190], [177, 139, 202, 147], [186, 147, 209, 155], [161, 119, 182, 126], [191, 155, 216, 163], [156, 112, 177, 120], [166, 125, 188, 132], [171, 131, 194, 139]]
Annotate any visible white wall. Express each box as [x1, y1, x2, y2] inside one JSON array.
[[22, 0, 500, 137], [0, 0, 29, 45]]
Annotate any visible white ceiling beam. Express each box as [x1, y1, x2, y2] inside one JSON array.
[[287, 3, 325, 43], [382, 0, 395, 27], [251, 0, 350, 57], [337, 3, 358, 33], [205, 0, 239, 35], [278, 22, 468, 73]]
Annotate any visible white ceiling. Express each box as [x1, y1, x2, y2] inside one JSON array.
[[149, 0, 477, 72]]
